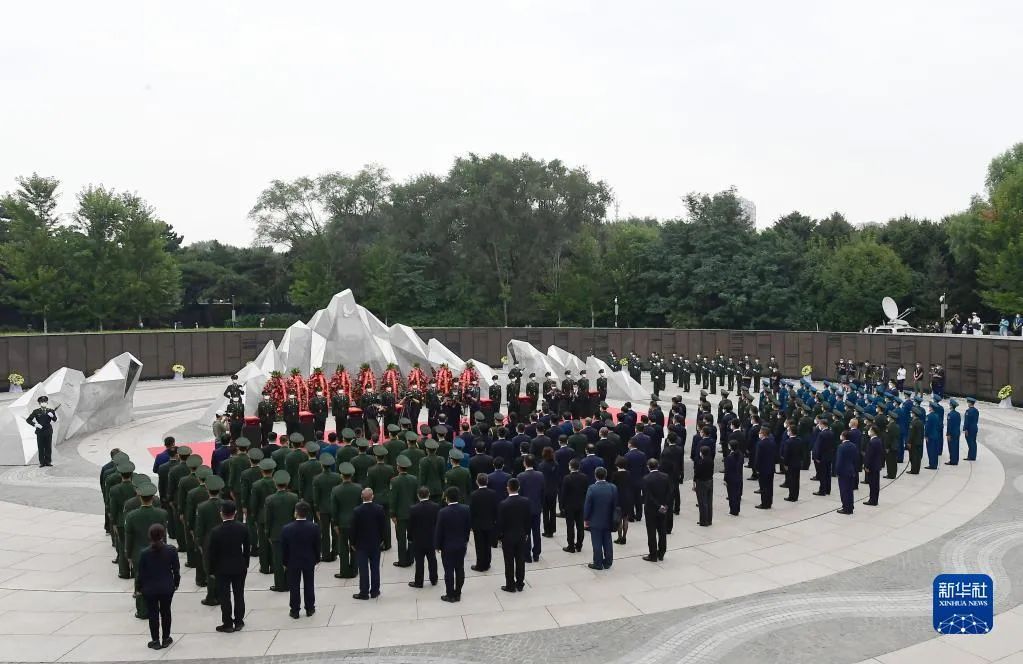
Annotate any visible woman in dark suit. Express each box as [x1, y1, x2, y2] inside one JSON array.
[[137, 523, 180, 649], [611, 456, 633, 545]]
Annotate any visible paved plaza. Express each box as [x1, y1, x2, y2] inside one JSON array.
[[0, 377, 1021, 663]]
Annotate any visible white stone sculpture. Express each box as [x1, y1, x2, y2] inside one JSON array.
[[548, 345, 586, 376], [389, 324, 431, 374], [585, 355, 648, 403], [199, 340, 286, 426], [427, 338, 466, 373], [507, 340, 557, 391]]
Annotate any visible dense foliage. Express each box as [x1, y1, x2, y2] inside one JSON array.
[[2, 145, 1022, 332]]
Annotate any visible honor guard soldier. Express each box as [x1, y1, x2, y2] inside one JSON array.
[[184, 466, 213, 586], [330, 463, 363, 578], [677, 356, 690, 392], [542, 372, 557, 410], [489, 376, 503, 414], [331, 388, 351, 435], [282, 392, 301, 435], [249, 459, 277, 574], [508, 362, 523, 392], [404, 384, 423, 425], [426, 381, 442, 428], [525, 373, 541, 416], [239, 448, 265, 555], [594, 369, 607, 403], [108, 460, 143, 579], [505, 378, 518, 414], [309, 389, 329, 434], [265, 470, 299, 591], [381, 385, 399, 428], [419, 439, 445, 502], [670, 354, 681, 385], [390, 455, 419, 568], [312, 453, 340, 561], [284, 434, 308, 492], [257, 393, 277, 444], [26, 395, 58, 467], [226, 397, 245, 441], [561, 371, 576, 414], [694, 354, 704, 387], [298, 442, 324, 508], [165, 447, 194, 542], [225, 438, 252, 504], [906, 407, 925, 474], [575, 370, 591, 418], [224, 375, 244, 402], [351, 438, 374, 485], [963, 397, 979, 460], [194, 475, 226, 606]]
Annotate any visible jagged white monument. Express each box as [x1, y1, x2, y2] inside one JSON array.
[[389, 324, 431, 373], [427, 338, 466, 373], [506, 340, 558, 388], [585, 355, 649, 403], [548, 345, 586, 376], [200, 340, 287, 426], [0, 352, 142, 465]]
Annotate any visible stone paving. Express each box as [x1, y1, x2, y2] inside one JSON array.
[[0, 375, 1020, 663]]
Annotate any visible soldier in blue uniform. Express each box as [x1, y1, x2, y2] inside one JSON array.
[[834, 431, 859, 514], [924, 402, 942, 469], [26, 396, 58, 467], [963, 397, 980, 460], [944, 399, 962, 466]]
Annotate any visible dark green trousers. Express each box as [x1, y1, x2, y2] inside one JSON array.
[[115, 527, 130, 577], [271, 539, 286, 588], [318, 513, 335, 560], [884, 451, 898, 479], [335, 526, 356, 578], [258, 523, 271, 573]]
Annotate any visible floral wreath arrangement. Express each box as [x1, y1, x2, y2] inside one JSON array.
[[619, 358, 629, 366], [287, 368, 309, 410], [329, 366, 352, 398], [434, 363, 453, 395], [307, 367, 329, 398], [264, 370, 288, 411], [459, 361, 479, 398], [171, 364, 185, 375], [997, 385, 1013, 401], [407, 363, 428, 392], [801, 365, 813, 377], [355, 363, 377, 401], [8, 373, 25, 386], [382, 363, 404, 396]]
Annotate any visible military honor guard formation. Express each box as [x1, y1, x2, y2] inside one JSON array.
[[105, 352, 982, 650]]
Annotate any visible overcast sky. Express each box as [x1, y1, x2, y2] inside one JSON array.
[[2, 1, 1020, 245]]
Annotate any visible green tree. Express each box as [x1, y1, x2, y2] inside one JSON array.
[[977, 144, 1023, 313], [814, 239, 912, 331]]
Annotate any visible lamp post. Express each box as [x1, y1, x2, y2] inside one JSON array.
[[231, 295, 237, 328], [614, 296, 619, 328]]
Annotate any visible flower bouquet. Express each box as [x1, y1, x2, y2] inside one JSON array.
[[287, 368, 309, 410], [434, 363, 453, 395], [329, 366, 352, 399], [171, 364, 185, 381], [998, 385, 1013, 409], [264, 370, 288, 411], [382, 363, 404, 396], [407, 363, 428, 392], [8, 373, 24, 393], [355, 363, 377, 401]]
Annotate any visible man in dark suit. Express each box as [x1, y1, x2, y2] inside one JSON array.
[[497, 478, 531, 592], [624, 439, 648, 522], [783, 424, 805, 502], [579, 445, 604, 484], [641, 459, 670, 561], [434, 487, 471, 602], [813, 421, 835, 496], [468, 474, 498, 572], [350, 487, 387, 599], [863, 425, 884, 506], [835, 431, 859, 515], [583, 466, 618, 570], [407, 486, 440, 587], [207, 501, 250, 633], [560, 459, 589, 553], [754, 427, 777, 509], [468, 443, 494, 486], [516, 455, 545, 562], [280, 501, 321, 619], [487, 459, 511, 502]]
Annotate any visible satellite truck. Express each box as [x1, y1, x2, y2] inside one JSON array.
[[870, 297, 920, 334]]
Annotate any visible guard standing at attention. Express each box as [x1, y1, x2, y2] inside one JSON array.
[[257, 393, 277, 444], [26, 396, 58, 467], [330, 463, 363, 579], [963, 397, 980, 461], [945, 399, 962, 465]]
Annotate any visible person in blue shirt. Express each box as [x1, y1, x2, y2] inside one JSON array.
[[924, 403, 942, 469], [931, 398, 945, 454], [211, 434, 233, 476], [579, 445, 604, 485], [944, 399, 962, 465], [898, 398, 913, 461], [152, 437, 176, 473], [963, 397, 980, 461]]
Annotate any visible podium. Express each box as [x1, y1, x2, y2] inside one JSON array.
[[242, 416, 261, 444], [299, 410, 315, 441]]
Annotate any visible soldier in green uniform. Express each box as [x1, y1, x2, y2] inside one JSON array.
[[102, 450, 129, 540], [285, 434, 308, 492], [367, 446, 395, 550], [124, 483, 168, 619], [884, 411, 901, 479], [383, 424, 406, 467], [389, 456, 418, 568], [282, 392, 301, 436], [225, 438, 252, 504], [331, 390, 351, 437], [271, 432, 296, 470], [194, 475, 225, 606], [257, 393, 277, 445], [185, 466, 212, 586], [312, 453, 340, 561], [419, 439, 445, 502], [165, 447, 193, 543], [906, 407, 925, 474], [337, 428, 359, 465], [402, 431, 425, 470], [351, 438, 374, 486], [108, 460, 141, 579], [444, 449, 472, 498], [156, 447, 179, 538], [239, 448, 264, 556], [297, 442, 323, 511], [330, 463, 363, 579], [249, 459, 277, 574], [309, 389, 329, 434], [264, 470, 299, 591]]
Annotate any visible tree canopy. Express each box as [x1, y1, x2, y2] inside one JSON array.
[[2, 144, 1022, 332]]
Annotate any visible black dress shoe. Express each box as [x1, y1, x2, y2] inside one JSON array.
[[810, 475, 818, 481], [864, 501, 878, 506], [290, 610, 300, 619], [562, 546, 575, 553], [148, 641, 161, 650], [430, 580, 437, 586], [812, 491, 826, 496], [541, 533, 553, 538], [200, 598, 218, 606], [160, 637, 173, 648], [753, 489, 761, 494], [352, 593, 370, 600], [441, 595, 459, 602], [516, 584, 525, 591], [587, 563, 603, 570], [754, 504, 770, 509], [501, 585, 517, 592], [642, 554, 659, 562], [470, 565, 488, 572], [408, 581, 423, 588], [234, 620, 244, 631], [215, 624, 235, 633], [270, 585, 287, 592], [306, 608, 315, 617], [393, 562, 412, 567], [784, 497, 797, 502], [836, 508, 853, 515], [370, 591, 380, 598]]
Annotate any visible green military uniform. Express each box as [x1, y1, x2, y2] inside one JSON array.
[[336, 429, 359, 464], [194, 476, 225, 604], [225, 439, 253, 503], [351, 440, 374, 486], [185, 468, 212, 585], [389, 457, 418, 567], [156, 457, 180, 539], [239, 449, 265, 555], [174, 456, 203, 566], [401, 434, 425, 470], [249, 460, 277, 574], [329, 466, 363, 578], [312, 454, 340, 561], [123, 486, 168, 619], [383, 425, 406, 466], [165, 448, 194, 543], [108, 461, 142, 579], [418, 441, 445, 502], [271, 443, 291, 471], [907, 410, 925, 474], [367, 446, 395, 550], [297, 444, 323, 512], [444, 450, 471, 499], [285, 445, 308, 492], [265, 471, 299, 590]]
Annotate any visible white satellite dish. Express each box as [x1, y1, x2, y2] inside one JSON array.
[[881, 297, 899, 321]]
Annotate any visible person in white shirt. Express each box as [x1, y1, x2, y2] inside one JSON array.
[[895, 366, 907, 392]]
